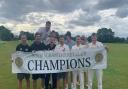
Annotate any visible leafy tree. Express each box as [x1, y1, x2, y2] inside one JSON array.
[[0, 26, 14, 41], [114, 37, 126, 43], [97, 28, 114, 43], [126, 37, 128, 43], [19, 31, 34, 40], [87, 36, 91, 42]]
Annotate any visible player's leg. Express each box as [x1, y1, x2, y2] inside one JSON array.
[[52, 73, 57, 89], [45, 74, 50, 89], [84, 71, 88, 87], [70, 72, 74, 89], [41, 74, 45, 89], [32, 74, 38, 89], [17, 73, 24, 89], [25, 74, 30, 89], [96, 69, 103, 89], [63, 72, 68, 89], [87, 70, 94, 89], [56, 73, 61, 89], [79, 71, 84, 89], [18, 80, 22, 89], [72, 71, 77, 89]]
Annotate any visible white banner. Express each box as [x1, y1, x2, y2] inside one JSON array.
[[11, 47, 107, 74]]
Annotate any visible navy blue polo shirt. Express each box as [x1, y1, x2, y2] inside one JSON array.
[[30, 41, 46, 51], [16, 43, 31, 52]]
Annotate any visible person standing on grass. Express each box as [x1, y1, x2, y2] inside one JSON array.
[[55, 35, 70, 89], [37, 21, 51, 45], [88, 33, 104, 89], [81, 35, 89, 87], [72, 35, 84, 89], [65, 34, 75, 89], [30, 33, 47, 89], [15, 34, 31, 89], [45, 36, 57, 89]]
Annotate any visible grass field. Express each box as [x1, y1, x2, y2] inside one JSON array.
[[0, 41, 128, 89]]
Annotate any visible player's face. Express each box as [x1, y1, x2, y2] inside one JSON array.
[[81, 39, 85, 45], [81, 37, 86, 45], [76, 37, 81, 45], [21, 36, 27, 44], [92, 36, 97, 43], [35, 35, 41, 42], [46, 23, 51, 30], [59, 37, 64, 45], [51, 32, 56, 38], [66, 36, 71, 41], [50, 37, 55, 44]]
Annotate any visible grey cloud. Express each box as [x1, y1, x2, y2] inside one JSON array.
[[70, 11, 101, 26], [66, 24, 75, 29], [48, 0, 84, 12], [95, 0, 128, 10], [0, 0, 86, 20], [116, 6, 128, 18], [0, 0, 29, 20], [1, 0, 128, 21]]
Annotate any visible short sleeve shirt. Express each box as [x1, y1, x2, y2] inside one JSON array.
[[89, 41, 103, 48], [72, 44, 84, 50], [16, 44, 31, 52], [65, 40, 75, 50], [55, 44, 69, 52], [30, 41, 46, 51]]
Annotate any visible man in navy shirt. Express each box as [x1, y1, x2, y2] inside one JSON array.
[[31, 33, 47, 89]]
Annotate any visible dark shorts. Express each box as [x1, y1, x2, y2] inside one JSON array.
[[32, 74, 45, 80], [17, 73, 30, 80], [57, 72, 68, 79]]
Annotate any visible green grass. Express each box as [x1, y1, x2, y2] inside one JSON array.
[[0, 41, 128, 89]]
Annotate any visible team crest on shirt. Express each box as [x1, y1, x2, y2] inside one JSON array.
[[20, 48, 22, 51], [15, 57, 23, 68], [95, 53, 103, 63], [25, 48, 28, 51]]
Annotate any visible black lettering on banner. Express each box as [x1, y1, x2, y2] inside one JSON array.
[[43, 60, 50, 70], [50, 60, 59, 70], [66, 59, 70, 69], [60, 60, 65, 70], [70, 59, 77, 69], [28, 60, 34, 71], [85, 57, 91, 67], [26, 56, 92, 72], [35, 60, 42, 70], [78, 58, 84, 68]]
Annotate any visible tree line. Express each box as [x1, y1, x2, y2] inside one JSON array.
[[0, 25, 128, 43]]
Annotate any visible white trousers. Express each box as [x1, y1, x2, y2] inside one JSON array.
[[88, 69, 103, 89], [72, 70, 84, 89]]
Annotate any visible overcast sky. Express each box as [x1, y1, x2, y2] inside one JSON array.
[[0, 0, 128, 37]]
